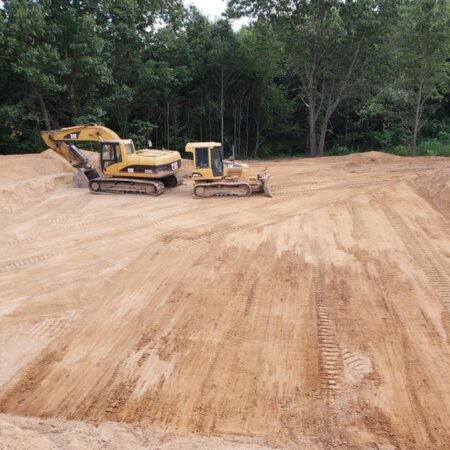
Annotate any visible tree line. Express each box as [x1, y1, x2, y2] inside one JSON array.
[[0, 0, 449, 158]]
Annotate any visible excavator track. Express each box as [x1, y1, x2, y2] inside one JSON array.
[[89, 178, 165, 196], [193, 182, 252, 198]]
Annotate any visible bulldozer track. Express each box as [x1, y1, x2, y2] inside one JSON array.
[[382, 206, 450, 309], [312, 269, 342, 396]]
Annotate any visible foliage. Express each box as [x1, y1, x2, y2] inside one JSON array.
[[0, 0, 449, 157]]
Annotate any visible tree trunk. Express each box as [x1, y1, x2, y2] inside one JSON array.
[[411, 90, 422, 157], [245, 96, 250, 158], [318, 120, 328, 156], [308, 98, 317, 157], [411, 126, 418, 157], [166, 100, 170, 149], [254, 109, 261, 159], [220, 66, 224, 144], [37, 92, 51, 131]]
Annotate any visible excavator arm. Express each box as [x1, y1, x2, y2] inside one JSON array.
[[41, 124, 122, 179]]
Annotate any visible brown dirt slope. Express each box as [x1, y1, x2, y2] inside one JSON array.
[[0, 150, 449, 449]]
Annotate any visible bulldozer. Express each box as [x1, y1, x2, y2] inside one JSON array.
[[185, 142, 272, 198], [41, 124, 183, 196]]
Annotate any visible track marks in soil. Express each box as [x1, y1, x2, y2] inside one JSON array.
[[169, 225, 248, 250], [0, 347, 67, 414], [341, 348, 372, 382], [28, 310, 79, 339], [312, 269, 342, 396], [0, 251, 63, 273], [273, 176, 391, 198], [77, 356, 137, 422], [382, 205, 450, 309]]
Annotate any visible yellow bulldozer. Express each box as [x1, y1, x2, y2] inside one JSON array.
[[185, 142, 272, 198], [41, 124, 183, 196]]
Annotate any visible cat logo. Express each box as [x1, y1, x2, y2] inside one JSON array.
[[63, 132, 80, 140], [171, 161, 178, 170]]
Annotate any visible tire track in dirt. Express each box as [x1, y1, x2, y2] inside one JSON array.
[[381, 205, 450, 310], [370, 241, 447, 446], [0, 209, 180, 248], [0, 346, 68, 413], [274, 179, 391, 198], [27, 310, 79, 339], [341, 348, 372, 381], [312, 268, 342, 396], [192, 273, 261, 433], [168, 225, 250, 250], [0, 251, 64, 273]]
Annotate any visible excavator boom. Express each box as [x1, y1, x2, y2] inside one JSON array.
[[41, 124, 121, 148]]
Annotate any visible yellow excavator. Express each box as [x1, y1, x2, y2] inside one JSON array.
[[41, 124, 183, 196], [185, 142, 272, 198]]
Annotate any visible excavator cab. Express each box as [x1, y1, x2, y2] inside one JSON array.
[[100, 142, 121, 170]]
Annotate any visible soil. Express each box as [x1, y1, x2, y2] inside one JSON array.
[[0, 150, 449, 449]]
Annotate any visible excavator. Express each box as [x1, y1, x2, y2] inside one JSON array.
[[185, 142, 272, 198], [41, 124, 183, 196]]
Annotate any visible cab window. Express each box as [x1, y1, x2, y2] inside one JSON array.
[[101, 143, 121, 170], [195, 148, 209, 168], [211, 146, 223, 177], [124, 142, 135, 154]]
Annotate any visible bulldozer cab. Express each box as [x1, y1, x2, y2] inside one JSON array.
[[185, 142, 224, 180]]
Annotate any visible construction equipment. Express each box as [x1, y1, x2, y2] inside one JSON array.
[[185, 142, 272, 198], [41, 124, 183, 196]]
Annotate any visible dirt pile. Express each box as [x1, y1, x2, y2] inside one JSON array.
[[0, 150, 74, 182], [0, 151, 449, 449], [0, 414, 276, 450], [0, 151, 75, 212], [418, 165, 450, 203]]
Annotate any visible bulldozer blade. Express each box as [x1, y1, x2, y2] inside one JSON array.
[[262, 174, 273, 198]]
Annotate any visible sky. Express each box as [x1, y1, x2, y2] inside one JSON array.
[[184, 0, 250, 29]]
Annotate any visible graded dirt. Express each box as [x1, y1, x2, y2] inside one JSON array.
[[0, 150, 449, 449]]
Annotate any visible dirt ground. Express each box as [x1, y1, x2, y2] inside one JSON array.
[[0, 150, 449, 449]]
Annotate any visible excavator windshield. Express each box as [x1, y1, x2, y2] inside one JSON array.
[[124, 140, 135, 154]]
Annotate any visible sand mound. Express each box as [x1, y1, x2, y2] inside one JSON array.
[[342, 151, 404, 165], [0, 414, 276, 450], [418, 165, 450, 203], [0, 150, 77, 212], [0, 174, 73, 212], [0, 150, 74, 183]]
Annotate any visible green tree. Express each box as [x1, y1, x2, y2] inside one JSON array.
[[228, 0, 397, 156], [386, 0, 449, 155]]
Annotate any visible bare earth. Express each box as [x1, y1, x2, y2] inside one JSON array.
[[0, 150, 449, 449]]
